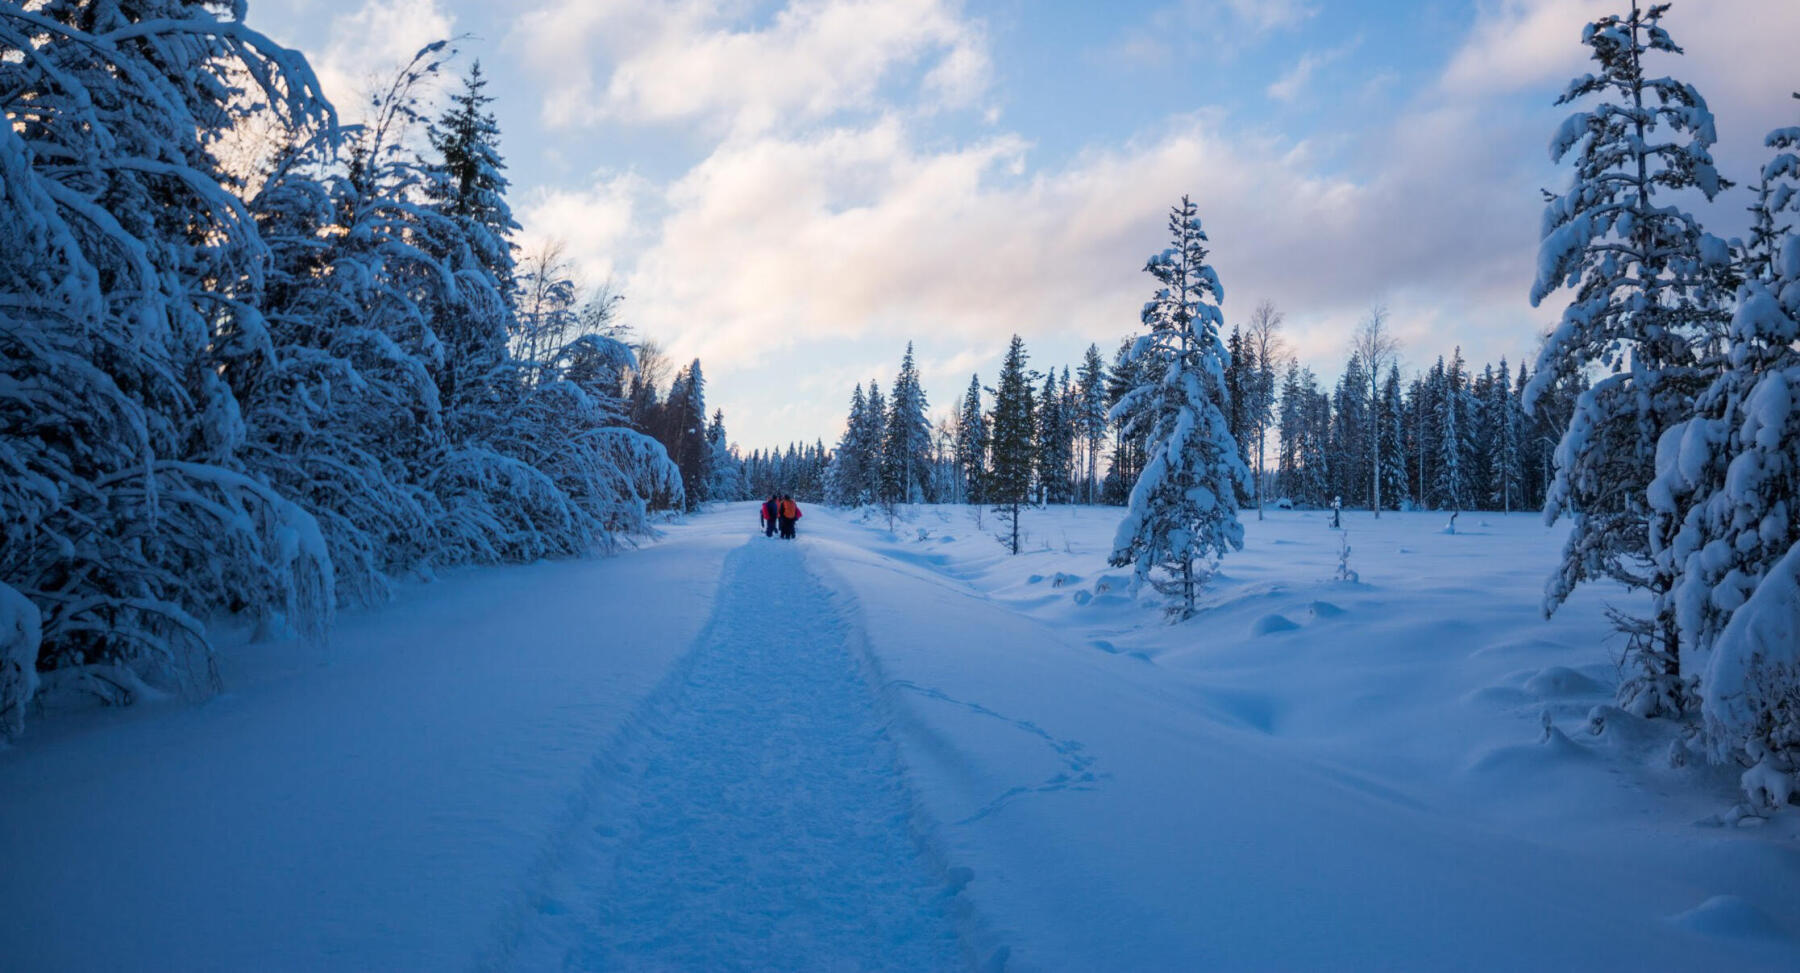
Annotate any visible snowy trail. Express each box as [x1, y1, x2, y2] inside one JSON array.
[[506, 536, 973, 972]]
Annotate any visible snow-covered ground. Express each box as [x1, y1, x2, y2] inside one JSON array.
[[2, 503, 1796, 971]]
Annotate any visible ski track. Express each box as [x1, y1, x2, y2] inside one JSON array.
[[503, 537, 972, 972]]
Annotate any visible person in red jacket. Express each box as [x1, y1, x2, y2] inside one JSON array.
[[778, 494, 802, 539], [760, 494, 779, 537]]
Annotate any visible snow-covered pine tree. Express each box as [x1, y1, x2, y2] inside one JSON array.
[[826, 384, 870, 505], [1435, 352, 1466, 512], [1379, 366, 1410, 511], [1076, 344, 1110, 504], [1527, 1, 1729, 717], [858, 380, 886, 505], [1488, 359, 1524, 512], [1104, 338, 1150, 504], [1332, 354, 1370, 508], [1276, 360, 1305, 503], [1108, 197, 1249, 619], [955, 374, 988, 505], [1298, 387, 1331, 509], [663, 361, 710, 511], [1226, 326, 1257, 497], [423, 61, 520, 435], [705, 409, 744, 502], [1650, 100, 1800, 788], [1036, 369, 1066, 504], [880, 343, 932, 505], [988, 336, 1037, 554]]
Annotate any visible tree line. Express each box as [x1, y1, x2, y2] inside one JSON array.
[[801, 1, 1800, 807], [0, 6, 686, 735]]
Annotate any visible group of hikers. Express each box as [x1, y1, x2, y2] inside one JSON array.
[[760, 495, 803, 539]]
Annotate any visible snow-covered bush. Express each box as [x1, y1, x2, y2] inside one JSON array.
[[0, 9, 681, 735]]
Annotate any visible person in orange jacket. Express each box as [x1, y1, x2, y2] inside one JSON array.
[[760, 494, 779, 537], [777, 494, 802, 539]]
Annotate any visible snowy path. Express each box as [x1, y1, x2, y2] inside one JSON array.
[[506, 536, 972, 971]]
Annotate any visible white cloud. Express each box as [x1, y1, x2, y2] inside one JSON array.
[[510, 0, 991, 135], [311, 0, 457, 109], [517, 0, 1795, 448], [581, 100, 1552, 405], [517, 173, 650, 288], [1442, 0, 1800, 160]]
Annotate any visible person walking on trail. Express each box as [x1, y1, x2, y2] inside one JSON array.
[[760, 494, 779, 537], [778, 494, 802, 539]]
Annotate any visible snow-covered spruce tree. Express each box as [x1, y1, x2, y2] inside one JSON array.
[[988, 336, 1036, 554], [1076, 344, 1110, 504], [880, 343, 932, 505], [1036, 369, 1067, 504], [1331, 353, 1370, 508], [1379, 365, 1410, 511], [1488, 359, 1524, 513], [662, 361, 710, 511], [859, 380, 888, 506], [1435, 353, 1466, 512], [1649, 101, 1800, 794], [705, 409, 744, 502], [826, 384, 871, 505], [1108, 197, 1250, 619], [955, 374, 988, 505], [1527, 2, 1729, 717], [0, 1, 335, 724]]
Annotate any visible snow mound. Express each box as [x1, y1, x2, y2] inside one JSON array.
[[1466, 725, 1594, 775], [1196, 688, 1281, 734], [1522, 666, 1607, 699], [1307, 600, 1345, 619], [1665, 895, 1794, 943], [1251, 613, 1299, 636]]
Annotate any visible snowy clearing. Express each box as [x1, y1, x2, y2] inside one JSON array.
[[2, 503, 1796, 971]]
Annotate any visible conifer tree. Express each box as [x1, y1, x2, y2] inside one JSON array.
[[1109, 197, 1249, 618], [1650, 100, 1800, 782], [881, 343, 932, 505], [1435, 352, 1467, 512], [955, 374, 988, 504], [1488, 360, 1523, 512], [1528, 1, 1728, 716], [1076, 345, 1110, 504], [988, 336, 1037, 554], [1379, 366, 1409, 510], [827, 384, 871, 505]]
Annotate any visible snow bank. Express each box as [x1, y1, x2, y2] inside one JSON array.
[[0, 581, 41, 739], [1703, 540, 1800, 784]]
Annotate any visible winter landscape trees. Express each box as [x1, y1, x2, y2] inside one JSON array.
[[1105, 197, 1248, 618], [0, 5, 680, 735], [789, 1, 1800, 806]]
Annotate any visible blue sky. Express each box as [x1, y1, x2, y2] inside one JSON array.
[[251, 0, 1799, 452]]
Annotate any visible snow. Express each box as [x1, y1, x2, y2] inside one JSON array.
[[1702, 540, 1800, 764], [2, 504, 1797, 970]]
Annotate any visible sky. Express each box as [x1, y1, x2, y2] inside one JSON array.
[[247, 0, 1800, 453]]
